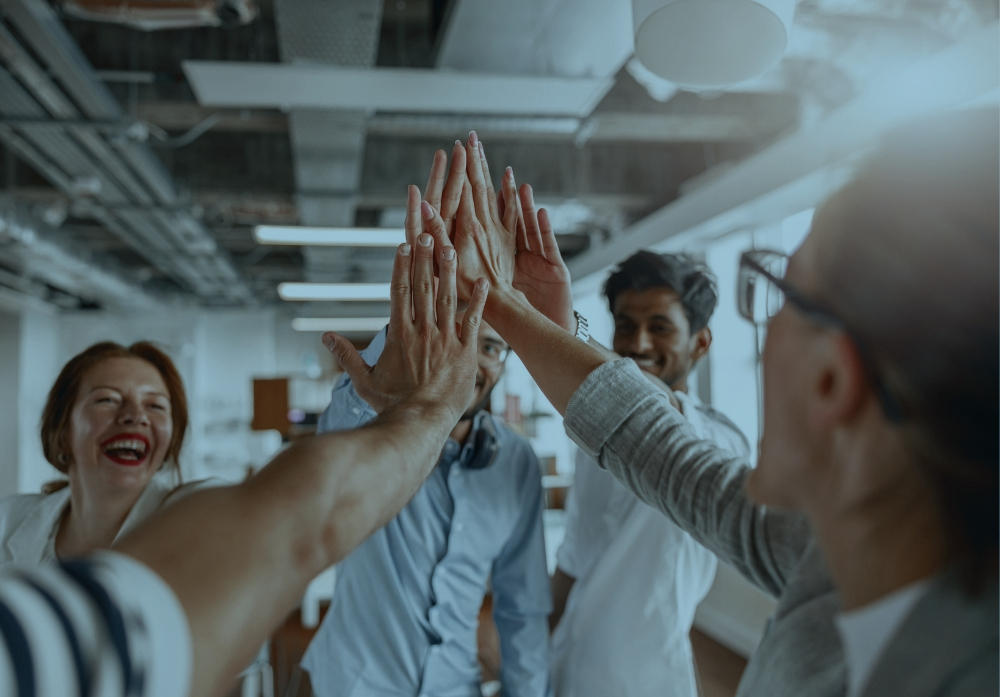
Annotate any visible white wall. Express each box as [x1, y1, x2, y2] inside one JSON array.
[[17, 311, 60, 495], [0, 312, 20, 498]]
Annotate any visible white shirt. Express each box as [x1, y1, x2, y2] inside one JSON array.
[[551, 390, 750, 697], [835, 579, 932, 697], [0, 470, 219, 567]]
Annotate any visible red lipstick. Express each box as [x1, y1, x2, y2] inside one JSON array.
[[99, 433, 151, 466]]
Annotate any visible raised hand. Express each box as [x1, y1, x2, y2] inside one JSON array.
[[500, 182, 575, 332], [423, 140, 466, 235], [322, 234, 488, 417], [449, 131, 519, 299]]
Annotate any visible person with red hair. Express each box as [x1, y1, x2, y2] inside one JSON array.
[[0, 341, 214, 565]]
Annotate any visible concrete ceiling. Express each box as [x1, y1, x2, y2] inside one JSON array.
[[0, 0, 996, 314]]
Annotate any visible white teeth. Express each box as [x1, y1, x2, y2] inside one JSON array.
[[102, 438, 147, 454]]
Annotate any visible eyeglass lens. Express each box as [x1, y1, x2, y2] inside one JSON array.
[[478, 340, 509, 367], [739, 252, 788, 325]]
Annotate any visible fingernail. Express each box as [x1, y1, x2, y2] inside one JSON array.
[[322, 335, 336, 351], [469, 131, 478, 146], [478, 142, 485, 157], [455, 139, 462, 147], [443, 248, 456, 261], [506, 166, 514, 184], [418, 234, 432, 247], [400, 243, 411, 256], [421, 200, 434, 220], [476, 278, 489, 291]]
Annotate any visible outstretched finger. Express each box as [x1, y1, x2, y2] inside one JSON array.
[[436, 245, 458, 334], [424, 150, 448, 213], [441, 141, 466, 225], [518, 183, 544, 257], [321, 332, 372, 388], [421, 200, 454, 255], [477, 141, 501, 223], [465, 132, 492, 226], [389, 242, 413, 331], [501, 167, 518, 235], [461, 278, 489, 347], [412, 233, 436, 326], [404, 185, 422, 248], [536, 208, 563, 262]]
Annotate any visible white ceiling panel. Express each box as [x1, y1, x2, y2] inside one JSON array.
[[182, 61, 615, 117], [436, 0, 635, 79]]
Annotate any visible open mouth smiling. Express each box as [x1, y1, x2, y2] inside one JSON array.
[[99, 433, 150, 466]]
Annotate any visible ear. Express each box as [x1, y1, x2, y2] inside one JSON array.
[[689, 326, 712, 364], [808, 332, 868, 430]]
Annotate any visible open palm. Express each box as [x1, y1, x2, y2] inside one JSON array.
[[501, 183, 575, 332]]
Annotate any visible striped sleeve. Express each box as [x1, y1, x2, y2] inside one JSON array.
[[0, 552, 191, 697]]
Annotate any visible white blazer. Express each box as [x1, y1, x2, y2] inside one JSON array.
[[0, 470, 218, 566]]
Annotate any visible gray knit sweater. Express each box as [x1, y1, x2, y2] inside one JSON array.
[[563, 359, 997, 697]]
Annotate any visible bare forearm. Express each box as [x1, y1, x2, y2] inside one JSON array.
[[116, 401, 454, 697], [484, 284, 609, 415]]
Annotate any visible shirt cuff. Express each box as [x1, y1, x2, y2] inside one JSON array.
[[563, 358, 667, 461]]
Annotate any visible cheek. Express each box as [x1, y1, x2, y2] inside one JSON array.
[[750, 321, 810, 506], [69, 408, 110, 456], [151, 414, 174, 460]]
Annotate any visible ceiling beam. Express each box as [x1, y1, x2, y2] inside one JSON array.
[[182, 61, 615, 118], [568, 21, 1000, 294]]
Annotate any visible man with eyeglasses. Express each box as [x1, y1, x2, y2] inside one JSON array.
[[302, 308, 551, 697]]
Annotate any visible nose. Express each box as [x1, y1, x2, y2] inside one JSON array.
[[117, 398, 150, 426], [629, 326, 654, 354]]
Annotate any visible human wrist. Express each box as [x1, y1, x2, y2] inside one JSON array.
[[482, 281, 527, 325]]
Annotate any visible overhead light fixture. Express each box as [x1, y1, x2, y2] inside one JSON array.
[[182, 61, 614, 117], [631, 0, 796, 88], [291, 317, 389, 332], [278, 283, 391, 302], [255, 226, 406, 247]]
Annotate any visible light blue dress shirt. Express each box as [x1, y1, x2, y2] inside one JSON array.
[[302, 328, 551, 697]]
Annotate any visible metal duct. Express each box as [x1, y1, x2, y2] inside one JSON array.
[[0, 0, 251, 302], [0, 197, 156, 309], [274, 0, 383, 284]]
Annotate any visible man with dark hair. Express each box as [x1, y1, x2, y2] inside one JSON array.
[[549, 250, 749, 697]]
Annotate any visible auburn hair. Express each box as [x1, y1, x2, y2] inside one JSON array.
[[40, 342, 188, 483]]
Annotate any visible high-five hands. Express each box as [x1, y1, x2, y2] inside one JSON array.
[[501, 182, 575, 332], [418, 131, 574, 331], [322, 234, 489, 418]]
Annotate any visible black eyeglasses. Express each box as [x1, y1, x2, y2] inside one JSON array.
[[737, 249, 904, 422]]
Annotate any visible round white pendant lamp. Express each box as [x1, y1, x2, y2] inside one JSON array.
[[632, 0, 796, 88]]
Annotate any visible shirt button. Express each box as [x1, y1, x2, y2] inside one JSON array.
[[352, 407, 361, 415]]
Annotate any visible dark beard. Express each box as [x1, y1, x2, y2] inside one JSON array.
[[459, 383, 496, 421]]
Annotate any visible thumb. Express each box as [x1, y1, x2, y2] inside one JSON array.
[[322, 333, 371, 384]]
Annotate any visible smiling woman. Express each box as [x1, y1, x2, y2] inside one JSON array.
[[0, 342, 216, 566]]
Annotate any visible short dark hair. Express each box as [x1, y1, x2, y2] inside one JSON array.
[[603, 251, 718, 332]]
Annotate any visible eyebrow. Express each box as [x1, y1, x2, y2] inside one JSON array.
[[614, 313, 676, 324], [88, 386, 169, 398]]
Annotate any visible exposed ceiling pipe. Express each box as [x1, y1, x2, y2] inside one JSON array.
[[0, 0, 251, 302], [0, 197, 157, 309]]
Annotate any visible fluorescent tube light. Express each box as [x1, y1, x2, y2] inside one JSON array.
[[292, 317, 389, 332], [182, 61, 614, 117], [255, 226, 405, 247], [278, 283, 391, 302]]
